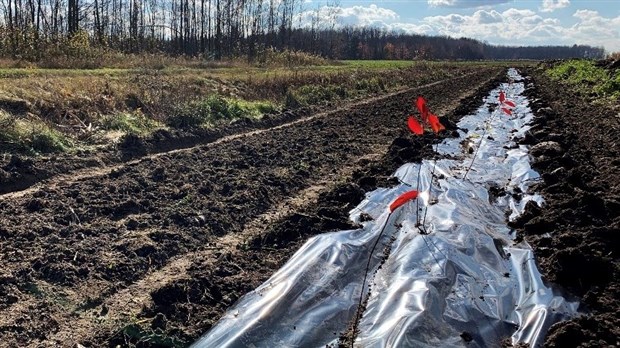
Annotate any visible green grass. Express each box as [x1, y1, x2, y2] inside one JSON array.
[[101, 111, 162, 135], [546, 59, 620, 99], [285, 75, 387, 108], [0, 111, 72, 153], [290, 85, 348, 106], [167, 95, 279, 129], [0, 60, 519, 80]]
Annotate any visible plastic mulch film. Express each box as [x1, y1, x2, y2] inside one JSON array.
[[192, 69, 578, 348]]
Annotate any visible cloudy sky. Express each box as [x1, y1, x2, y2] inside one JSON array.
[[298, 0, 620, 52]]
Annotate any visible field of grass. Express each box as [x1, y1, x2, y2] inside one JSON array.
[[0, 59, 510, 155], [0, 61, 404, 154]]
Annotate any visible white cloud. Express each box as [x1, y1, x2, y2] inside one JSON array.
[[296, 5, 397, 28], [573, 9, 599, 22], [502, 8, 537, 19], [296, 4, 431, 34], [473, 10, 503, 24], [339, 4, 399, 26], [540, 0, 570, 13], [295, 4, 620, 52], [428, 0, 512, 8], [428, 0, 457, 6], [563, 10, 620, 51], [422, 8, 620, 51]]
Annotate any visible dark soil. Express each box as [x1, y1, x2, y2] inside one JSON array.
[[510, 66, 620, 347], [11, 62, 612, 348], [0, 108, 313, 195], [0, 66, 506, 347]]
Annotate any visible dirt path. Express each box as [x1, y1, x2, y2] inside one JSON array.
[[0, 67, 505, 347]]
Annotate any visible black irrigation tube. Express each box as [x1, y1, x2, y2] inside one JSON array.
[[351, 211, 393, 348]]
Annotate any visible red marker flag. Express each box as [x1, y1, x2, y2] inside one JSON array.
[[501, 108, 512, 116], [408, 116, 424, 135], [428, 114, 445, 133], [499, 91, 506, 103], [415, 96, 429, 123], [389, 190, 419, 212], [502, 100, 516, 108]]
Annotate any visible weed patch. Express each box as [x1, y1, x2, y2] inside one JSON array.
[[290, 85, 348, 106], [31, 127, 70, 153], [167, 96, 278, 129], [355, 77, 386, 93], [101, 111, 161, 135], [254, 48, 330, 67], [545, 59, 620, 100], [116, 323, 187, 348], [0, 112, 71, 153]]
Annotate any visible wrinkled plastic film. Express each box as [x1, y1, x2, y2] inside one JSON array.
[[192, 69, 578, 348]]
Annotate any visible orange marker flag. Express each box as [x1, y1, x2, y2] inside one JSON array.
[[389, 190, 419, 212], [408, 116, 424, 135]]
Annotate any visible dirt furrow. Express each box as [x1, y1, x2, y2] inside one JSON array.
[[0, 67, 505, 347], [0, 66, 489, 198], [40, 150, 381, 347], [0, 72, 483, 202], [511, 67, 619, 347]]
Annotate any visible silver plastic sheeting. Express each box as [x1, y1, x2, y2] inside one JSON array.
[[192, 69, 578, 348]]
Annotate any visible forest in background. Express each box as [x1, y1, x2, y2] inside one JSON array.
[[0, 0, 606, 64]]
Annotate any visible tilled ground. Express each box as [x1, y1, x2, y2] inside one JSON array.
[[0, 66, 505, 347], [511, 67, 619, 347]]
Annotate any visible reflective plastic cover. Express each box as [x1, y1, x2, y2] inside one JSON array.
[[193, 70, 578, 348]]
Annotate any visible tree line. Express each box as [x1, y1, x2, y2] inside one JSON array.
[[0, 0, 605, 62]]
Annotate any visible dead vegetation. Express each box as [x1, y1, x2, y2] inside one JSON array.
[[0, 61, 471, 154]]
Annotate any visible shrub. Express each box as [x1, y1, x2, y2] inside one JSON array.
[[355, 77, 386, 93], [255, 48, 328, 67], [284, 90, 302, 109], [0, 112, 21, 151]]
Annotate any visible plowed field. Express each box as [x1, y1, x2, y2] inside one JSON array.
[[4, 64, 616, 348]]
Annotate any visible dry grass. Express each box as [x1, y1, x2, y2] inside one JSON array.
[[0, 60, 490, 154], [0, 48, 330, 70]]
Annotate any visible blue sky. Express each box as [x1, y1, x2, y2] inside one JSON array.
[[298, 0, 620, 52]]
